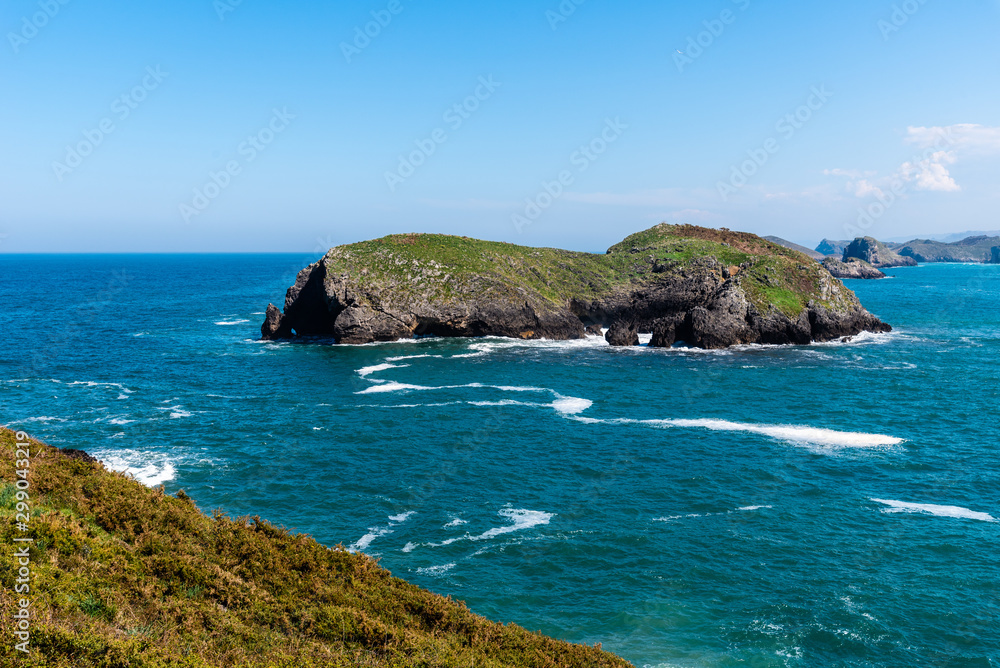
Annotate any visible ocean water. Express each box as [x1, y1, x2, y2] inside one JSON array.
[[2, 255, 998, 667]]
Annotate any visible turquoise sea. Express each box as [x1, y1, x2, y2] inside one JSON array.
[[2, 255, 998, 667]]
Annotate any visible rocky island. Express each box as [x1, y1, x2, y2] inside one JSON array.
[[261, 225, 890, 349], [842, 237, 918, 269], [821, 257, 887, 280]]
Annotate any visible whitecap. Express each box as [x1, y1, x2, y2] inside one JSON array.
[[402, 542, 417, 553], [468, 508, 554, 542], [389, 511, 416, 523], [349, 527, 392, 552], [358, 363, 409, 377], [467, 399, 533, 408], [356, 381, 434, 394], [417, 563, 455, 576], [96, 451, 176, 487], [427, 508, 554, 548], [386, 354, 443, 362], [109, 417, 135, 426], [551, 396, 593, 415], [214, 319, 250, 326], [68, 381, 133, 394], [872, 498, 996, 522], [444, 517, 468, 528], [647, 418, 903, 448], [738, 505, 773, 511]]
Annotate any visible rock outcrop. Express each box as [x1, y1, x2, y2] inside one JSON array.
[[816, 239, 851, 257], [992, 246, 1000, 264], [843, 237, 918, 268], [262, 224, 891, 350], [605, 321, 639, 347], [821, 257, 887, 280]]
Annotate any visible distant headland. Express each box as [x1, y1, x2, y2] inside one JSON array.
[[766, 232, 1000, 279]]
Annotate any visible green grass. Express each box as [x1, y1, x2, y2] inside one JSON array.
[[0, 429, 632, 668], [323, 224, 845, 319]]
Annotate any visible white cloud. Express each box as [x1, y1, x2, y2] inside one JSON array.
[[852, 179, 885, 198], [898, 150, 960, 192], [905, 124, 1000, 154], [824, 123, 1000, 196], [823, 168, 876, 179]]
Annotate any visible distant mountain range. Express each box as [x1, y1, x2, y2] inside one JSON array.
[[763, 233, 1000, 279], [802, 235, 1000, 264], [883, 230, 1000, 244]]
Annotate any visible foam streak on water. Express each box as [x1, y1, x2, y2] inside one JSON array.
[[872, 499, 996, 522]]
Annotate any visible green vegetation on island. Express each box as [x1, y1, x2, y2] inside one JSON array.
[[320, 224, 842, 318]]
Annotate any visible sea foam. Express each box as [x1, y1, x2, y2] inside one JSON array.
[[872, 499, 996, 522], [96, 451, 177, 486], [349, 527, 392, 552], [358, 363, 409, 378], [648, 418, 903, 448], [417, 563, 456, 576]]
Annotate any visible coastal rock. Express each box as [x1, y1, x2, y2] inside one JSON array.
[[992, 246, 1000, 264], [821, 257, 887, 280], [585, 324, 604, 336], [605, 322, 639, 347], [261, 225, 892, 350], [816, 239, 850, 257], [261, 303, 292, 340], [843, 237, 917, 268]]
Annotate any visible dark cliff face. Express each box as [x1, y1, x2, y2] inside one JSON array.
[[843, 237, 918, 268], [261, 225, 892, 350], [992, 247, 1000, 265]]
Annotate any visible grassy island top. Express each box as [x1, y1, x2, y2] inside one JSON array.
[[0, 428, 631, 668], [321, 224, 843, 318]]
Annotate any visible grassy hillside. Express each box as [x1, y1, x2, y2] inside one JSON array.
[[0, 428, 631, 668], [324, 224, 837, 318]]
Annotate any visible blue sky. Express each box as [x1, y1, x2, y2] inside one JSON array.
[[2, 0, 998, 252]]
